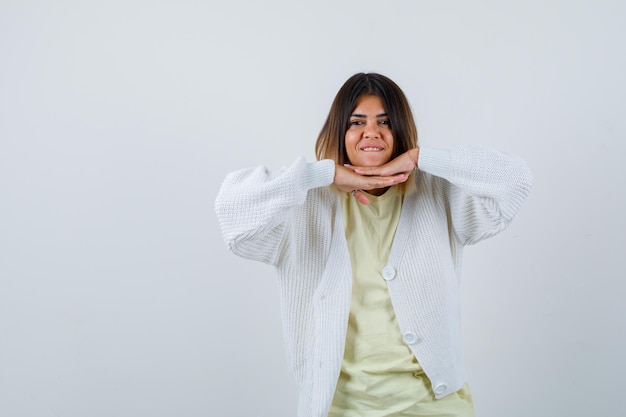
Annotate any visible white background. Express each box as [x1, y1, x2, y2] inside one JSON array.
[[1, 1, 625, 416]]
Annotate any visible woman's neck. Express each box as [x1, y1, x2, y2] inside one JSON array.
[[366, 186, 390, 196]]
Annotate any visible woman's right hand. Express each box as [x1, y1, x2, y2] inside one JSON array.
[[334, 165, 408, 205]]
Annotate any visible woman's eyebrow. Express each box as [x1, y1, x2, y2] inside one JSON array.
[[350, 113, 388, 118]]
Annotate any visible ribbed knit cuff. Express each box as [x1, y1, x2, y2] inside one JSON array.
[[416, 147, 454, 179], [302, 159, 335, 190]]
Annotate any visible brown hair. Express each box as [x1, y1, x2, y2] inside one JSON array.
[[315, 73, 418, 194]]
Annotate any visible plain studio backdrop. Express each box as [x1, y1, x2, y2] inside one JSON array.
[[1, 1, 624, 416]]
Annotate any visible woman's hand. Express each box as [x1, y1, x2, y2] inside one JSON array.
[[350, 148, 419, 178], [334, 164, 408, 205]]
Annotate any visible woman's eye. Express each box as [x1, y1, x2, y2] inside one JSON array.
[[350, 120, 363, 126], [379, 119, 391, 126]]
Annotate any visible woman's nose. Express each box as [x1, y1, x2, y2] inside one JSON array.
[[363, 121, 380, 138]]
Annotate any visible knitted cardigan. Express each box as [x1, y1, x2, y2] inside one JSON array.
[[215, 146, 533, 417]]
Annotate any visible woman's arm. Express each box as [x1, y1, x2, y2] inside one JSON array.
[[354, 145, 533, 245], [214, 157, 335, 265], [419, 145, 533, 245]]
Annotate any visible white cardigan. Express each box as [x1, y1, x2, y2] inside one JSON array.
[[215, 146, 533, 417]]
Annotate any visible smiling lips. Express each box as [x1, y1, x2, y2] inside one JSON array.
[[361, 146, 384, 151]]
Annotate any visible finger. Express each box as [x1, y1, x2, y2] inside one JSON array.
[[351, 165, 377, 173], [353, 154, 415, 176], [353, 166, 392, 177], [359, 173, 408, 189], [354, 190, 370, 205]]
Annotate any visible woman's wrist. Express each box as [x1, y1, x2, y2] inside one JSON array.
[[410, 147, 420, 168]]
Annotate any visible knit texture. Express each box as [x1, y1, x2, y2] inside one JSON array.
[[215, 146, 533, 417]]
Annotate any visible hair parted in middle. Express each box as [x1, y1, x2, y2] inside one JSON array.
[[315, 72, 419, 194]]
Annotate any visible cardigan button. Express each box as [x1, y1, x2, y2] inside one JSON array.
[[434, 383, 448, 395], [402, 332, 419, 344], [381, 266, 396, 281]]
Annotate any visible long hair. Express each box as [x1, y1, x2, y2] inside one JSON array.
[[315, 73, 418, 194]]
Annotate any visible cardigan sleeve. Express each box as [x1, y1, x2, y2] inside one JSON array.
[[417, 145, 533, 245], [214, 157, 335, 265]]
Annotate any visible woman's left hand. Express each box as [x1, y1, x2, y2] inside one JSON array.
[[349, 148, 419, 177]]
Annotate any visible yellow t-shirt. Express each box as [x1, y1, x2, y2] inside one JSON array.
[[330, 187, 473, 416]]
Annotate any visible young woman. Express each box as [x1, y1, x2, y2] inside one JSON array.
[[215, 73, 532, 417]]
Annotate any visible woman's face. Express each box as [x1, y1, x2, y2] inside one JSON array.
[[344, 95, 394, 167]]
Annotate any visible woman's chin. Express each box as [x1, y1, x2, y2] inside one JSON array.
[[353, 156, 391, 168]]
